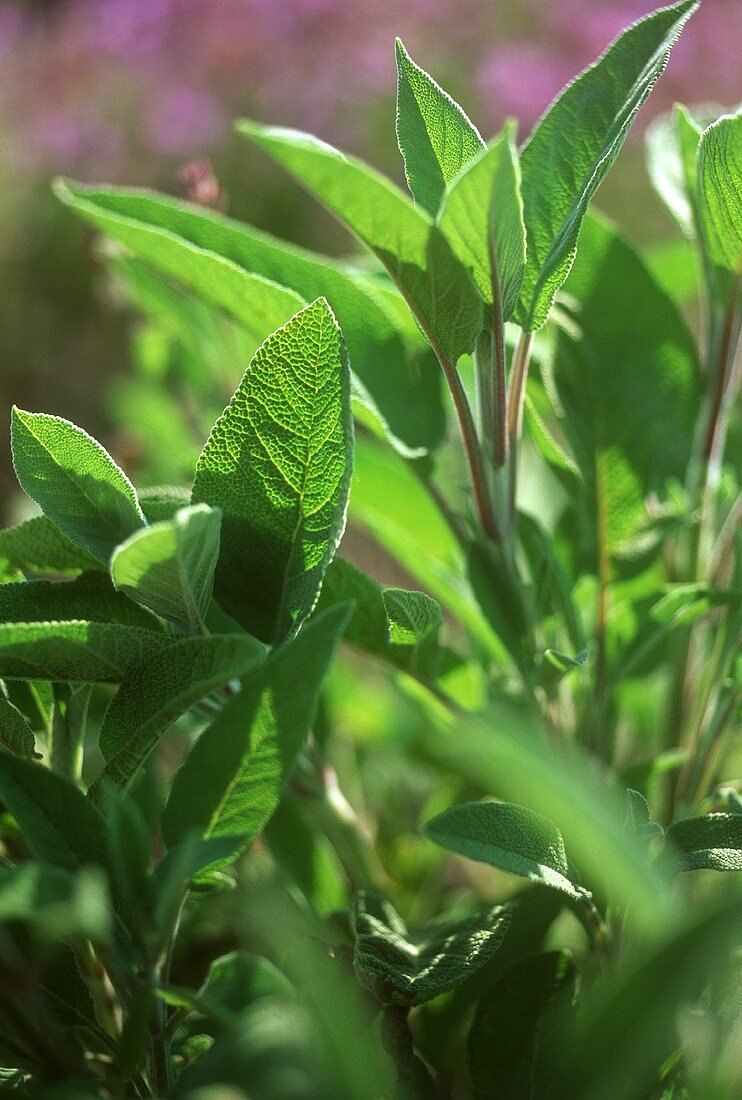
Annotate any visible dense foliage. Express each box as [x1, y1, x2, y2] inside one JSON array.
[[0, 3, 740, 1096]]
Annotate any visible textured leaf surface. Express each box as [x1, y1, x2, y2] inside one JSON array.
[[0, 572, 165, 631], [94, 633, 266, 792], [516, 0, 698, 329], [0, 693, 37, 758], [0, 621, 170, 682], [551, 214, 698, 559], [624, 789, 664, 840], [237, 121, 483, 362], [55, 178, 305, 341], [0, 749, 110, 872], [111, 503, 221, 632], [439, 122, 526, 319], [161, 604, 349, 877], [424, 800, 586, 899], [352, 891, 511, 1007], [11, 408, 145, 564], [645, 105, 702, 238], [395, 39, 484, 216], [0, 515, 100, 578], [469, 951, 576, 1100], [57, 182, 445, 456], [698, 110, 742, 273], [666, 813, 742, 872], [192, 299, 352, 642]]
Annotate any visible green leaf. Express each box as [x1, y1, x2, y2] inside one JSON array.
[[468, 951, 576, 1100], [236, 121, 483, 362], [10, 408, 145, 565], [515, 0, 699, 330], [551, 214, 698, 559], [60, 182, 446, 458], [0, 691, 37, 758], [624, 789, 664, 840], [161, 603, 350, 878], [0, 572, 166, 631], [424, 800, 587, 900], [0, 621, 170, 683], [54, 177, 305, 341], [352, 891, 511, 1007], [665, 813, 742, 873], [0, 749, 110, 872], [382, 586, 442, 669], [0, 862, 110, 943], [162, 951, 294, 1031], [92, 633, 266, 793], [438, 122, 526, 320], [698, 110, 742, 273], [0, 515, 101, 579], [192, 299, 353, 643], [110, 503, 221, 632], [645, 104, 704, 238], [394, 38, 484, 216]]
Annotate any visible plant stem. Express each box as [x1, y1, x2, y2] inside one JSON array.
[[506, 330, 534, 522]]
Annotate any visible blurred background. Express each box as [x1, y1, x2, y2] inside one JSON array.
[[1, 0, 740, 517]]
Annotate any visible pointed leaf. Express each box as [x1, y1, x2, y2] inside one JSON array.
[[236, 121, 483, 362], [0, 693, 37, 758], [10, 408, 145, 564], [439, 122, 526, 320], [698, 110, 742, 273], [0, 572, 166, 631], [394, 38, 484, 216], [161, 604, 350, 878], [468, 951, 576, 1100], [0, 515, 100, 578], [192, 299, 353, 643], [56, 181, 445, 457], [93, 633, 266, 792], [0, 621, 171, 683], [352, 891, 511, 1007], [666, 813, 742, 872], [624, 789, 664, 840], [645, 104, 704, 238], [516, 0, 699, 330], [110, 503, 221, 632], [424, 800, 587, 899]]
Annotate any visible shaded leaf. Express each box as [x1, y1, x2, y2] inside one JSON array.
[[624, 789, 664, 840], [10, 408, 144, 564], [0, 572, 165, 631], [0, 621, 171, 683], [666, 813, 742, 873], [0, 692, 37, 758], [0, 862, 110, 943], [0, 516, 100, 579]]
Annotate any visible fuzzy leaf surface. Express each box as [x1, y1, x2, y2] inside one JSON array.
[[0, 516, 100, 578], [666, 813, 742, 873], [11, 408, 145, 564], [0, 572, 165, 631], [94, 633, 266, 792], [237, 121, 483, 362], [0, 621, 170, 683], [439, 122, 526, 319], [424, 800, 586, 899], [698, 110, 742, 273], [161, 604, 350, 878], [110, 503, 221, 632], [0, 693, 37, 758], [192, 299, 352, 643], [57, 181, 445, 457], [394, 39, 484, 216], [516, 0, 699, 329], [352, 891, 511, 1007]]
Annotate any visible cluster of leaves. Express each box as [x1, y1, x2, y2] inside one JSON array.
[[0, 2, 740, 1096]]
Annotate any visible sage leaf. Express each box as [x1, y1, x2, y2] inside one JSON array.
[[0, 863, 110, 944], [0, 572, 165, 631], [0, 748, 110, 873], [424, 800, 587, 900], [469, 951, 576, 1100], [516, 0, 699, 330], [645, 104, 704, 239], [395, 38, 484, 216], [93, 633, 266, 793], [236, 121, 483, 362], [0, 621, 171, 683], [192, 299, 353, 643], [698, 110, 742, 273], [624, 789, 664, 840], [10, 407, 145, 564], [666, 813, 742, 873], [57, 181, 445, 457], [161, 603, 350, 878], [0, 692, 37, 758], [439, 121, 526, 320], [352, 891, 511, 1006], [0, 515, 100, 578], [110, 503, 221, 632]]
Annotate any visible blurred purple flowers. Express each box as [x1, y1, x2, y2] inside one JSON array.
[[3, 0, 738, 186]]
